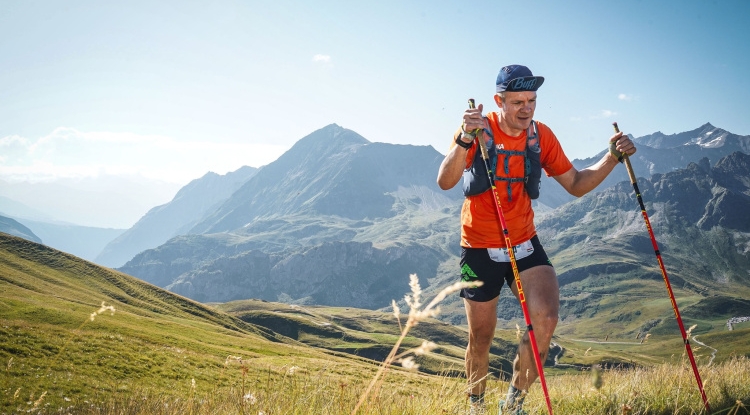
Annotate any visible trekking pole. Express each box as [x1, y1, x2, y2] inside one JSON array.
[[469, 99, 554, 415], [612, 122, 710, 413]]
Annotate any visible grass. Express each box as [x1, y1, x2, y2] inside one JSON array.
[[2, 232, 750, 414]]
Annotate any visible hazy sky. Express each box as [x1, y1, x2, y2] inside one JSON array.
[[2, 0, 749, 185]]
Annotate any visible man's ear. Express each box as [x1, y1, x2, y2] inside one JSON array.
[[493, 94, 503, 107]]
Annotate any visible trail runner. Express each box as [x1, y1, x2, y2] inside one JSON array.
[[436, 64, 636, 414]]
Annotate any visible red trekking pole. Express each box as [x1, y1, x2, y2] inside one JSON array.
[[612, 122, 710, 413], [469, 99, 554, 415]]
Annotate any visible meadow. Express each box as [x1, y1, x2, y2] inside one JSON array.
[[1, 234, 749, 414]]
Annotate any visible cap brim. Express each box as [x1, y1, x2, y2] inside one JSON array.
[[497, 76, 545, 92]]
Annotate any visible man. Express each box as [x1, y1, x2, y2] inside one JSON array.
[[436, 64, 636, 414]]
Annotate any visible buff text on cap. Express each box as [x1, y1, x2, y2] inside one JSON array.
[[496, 65, 545, 93]]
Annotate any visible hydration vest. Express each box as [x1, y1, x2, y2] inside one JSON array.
[[462, 119, 542, 201]]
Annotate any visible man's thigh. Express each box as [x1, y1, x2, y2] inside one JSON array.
[[509, 265, 559, 318]]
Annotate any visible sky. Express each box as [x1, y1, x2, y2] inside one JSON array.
[[1, 0, 749, 187]]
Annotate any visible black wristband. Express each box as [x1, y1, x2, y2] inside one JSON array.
[[455, 134, 474, 149]]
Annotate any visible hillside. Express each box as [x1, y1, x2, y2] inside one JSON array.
[[0, 233, 493, 413], [531, 153, 750, 350], [2, 233, 750, 414], [0, 215, 42, 243], [0, 233, 352, 413]]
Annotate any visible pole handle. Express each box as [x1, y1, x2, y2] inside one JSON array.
[[468, 99, 490, 160], [612, 122, 637, 184]]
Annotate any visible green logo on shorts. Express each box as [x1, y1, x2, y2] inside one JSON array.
[[461, 264, 478, 282]]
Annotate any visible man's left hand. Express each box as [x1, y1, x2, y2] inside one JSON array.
[[609, 132, 637, 163]]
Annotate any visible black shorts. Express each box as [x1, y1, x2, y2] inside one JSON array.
[[459, 235, 552, 302]]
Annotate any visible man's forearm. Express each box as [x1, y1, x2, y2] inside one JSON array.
[[567, 153, 620, 197], [437, 144, 470, 190]]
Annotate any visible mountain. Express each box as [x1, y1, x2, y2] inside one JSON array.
[[0, 215, 42, 243], [535, 122, 750, 210], [636, 122, 750, 151], [190, 124, 460, 234], [117, 124, 749, 335], [528, 152, 750, 340], [1, 194, 126, 260], [120, 124, 464, 308], [15, 218, 125, 262], [95, 166, 258, 268], [165, 241, 443, 308]]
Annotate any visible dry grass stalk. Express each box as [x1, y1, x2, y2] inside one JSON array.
[[350, 274, 480, 414]]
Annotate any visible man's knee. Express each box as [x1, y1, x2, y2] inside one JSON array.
[[468, 327, 495, 351], [536, 312, 559, 333]]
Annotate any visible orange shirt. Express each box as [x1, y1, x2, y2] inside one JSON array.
[[452, 113, 573, 248]]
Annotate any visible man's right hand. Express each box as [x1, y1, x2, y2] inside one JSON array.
[[462, 103, 486, 134]]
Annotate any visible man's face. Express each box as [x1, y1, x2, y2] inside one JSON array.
[[496, 91, 537, 133]]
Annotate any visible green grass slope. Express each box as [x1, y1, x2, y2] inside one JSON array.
[[2, 232, 750, 414], [215, 299, 517, 377], [0, 233, 397, 413]]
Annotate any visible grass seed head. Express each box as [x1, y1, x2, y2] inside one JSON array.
[[686, 324, 697, 337], [414, 341, 437, 356], [90, 301, 116, 322], [400, 356, 419, 371], [592, 365, 603, 390]]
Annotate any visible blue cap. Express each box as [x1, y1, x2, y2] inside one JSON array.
[[496, 65, 545, 93]]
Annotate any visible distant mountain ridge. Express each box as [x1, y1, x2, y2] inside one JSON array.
[[636, 123, 750, 151], [535, 122, 750, 209], [0, 215, 41, 243], [190, 124, 461, 234], [118, 123, 750, 320], [528, 152, 750, 329], [119, 124, 464, 308], [1, 196, 126, 261], [95, 166, 258, 267]]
